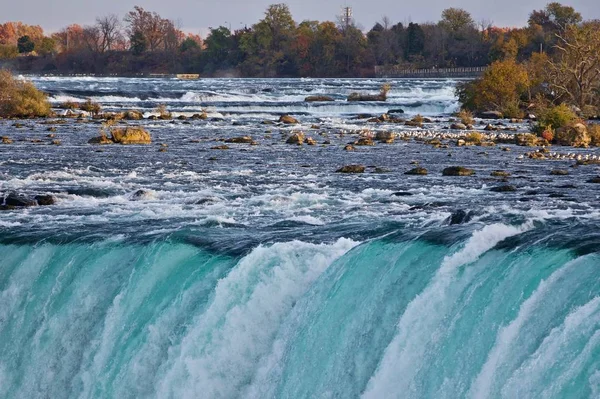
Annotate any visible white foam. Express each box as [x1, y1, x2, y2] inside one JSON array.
[[155, 238, 357, 398], [363, 222, 531, 399]]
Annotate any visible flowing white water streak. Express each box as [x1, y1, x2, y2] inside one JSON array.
[[468, 256, 586, 398], [501, 295, 600, 398], [362, 222, 532, 399], [155, 238, 357, 399]]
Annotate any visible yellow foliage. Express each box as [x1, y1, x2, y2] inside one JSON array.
[[0, 70, 51, 118], [473, 59, 529, 118]]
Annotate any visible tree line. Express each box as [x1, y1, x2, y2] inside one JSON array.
[[0, 2, 596, 77]]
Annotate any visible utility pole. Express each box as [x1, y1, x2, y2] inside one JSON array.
[[341, 6, 352, 30], [340, 5, 353, 73]]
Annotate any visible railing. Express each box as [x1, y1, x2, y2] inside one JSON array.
[[375, 66, 487, 78]]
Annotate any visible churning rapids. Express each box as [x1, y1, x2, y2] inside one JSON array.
[[1, 77, 600, 399]]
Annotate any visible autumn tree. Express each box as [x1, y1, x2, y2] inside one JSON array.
[[457, 59, 530, 117], [124, 6, 179, 52]]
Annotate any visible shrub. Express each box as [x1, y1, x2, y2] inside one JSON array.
[[457, 109, 474, 125], [0, 70, 51, 118], [155, 104, 171, 119], [80, 99, 101, 115], [380, 83, 391, 99], [412, 114, 424, 123], [541, 127, 554, 142], [465, 131, 483, 144], [535, 103, 579, 133], [589, 124, 600, 146], [59, 101, 80, 110]]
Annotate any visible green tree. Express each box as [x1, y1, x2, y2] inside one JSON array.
[[439, 8, 475, 33], [180, 37, 199, 53], [240, 4, 297, 76], [17, 35, 34, 53], [130, 30, 147, 55], [405, 23, 425, 60]]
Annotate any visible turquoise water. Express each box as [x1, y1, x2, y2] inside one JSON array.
[[1, 77, 600, 398], [1, 227, 599, 398]]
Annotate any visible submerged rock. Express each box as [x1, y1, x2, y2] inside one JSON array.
[[448, 210, 473, 225], [550, 169, 569, 176], [354, 137, 375, 146], [34, 194, 56, 206], [336, 165, 365, 173], [305, 95, 334, 102], [4, 193, 37, 207], [442, 166, 475, 176], [490, 185, 517, 192], [88, 134, 114, 144], [491, 170, 511, 177], [404, 167, 428, 175], [225, 136, 255, 144]]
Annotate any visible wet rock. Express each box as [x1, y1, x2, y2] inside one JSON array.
[[305, 95, 334, 102], [388, 108, 405, 114], [131, 189, 155, 201], [123, 110, 144, 120], [490, 185, 517, 192], [336, 165, 365, 173], [1, 136, 13, 144], [376, 131, 395, 143], [550, 169, 569, 176], [51, 139, 61, 145], [191, 112, 208, 120], [354, 137, 375, 146], [491, 170, 511, 177], [304, 137, 317, 145], [450, 123, 467, 130], [225, 136, 255, 144], [279, 115, 299, 124], [404, 167, 428, 175], [344, 144, 355, 151], [88, 134, 114, 144], [34, 195, 56, 206], [515, 133, 542, 147], [111, 127, 151, 144], [392, 191, 413, 196], [286, 132, 305, 145], [442, 166, 475, 176], [478, 111, 503, 119], [374, 167, 391, 173], [448, 210, 473, 225], [4, 193, 37, 207], [211, 145, 230, 150], [587, 176, 600, 183]]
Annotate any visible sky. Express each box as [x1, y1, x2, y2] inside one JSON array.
[[1, 0, 599, 35]]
